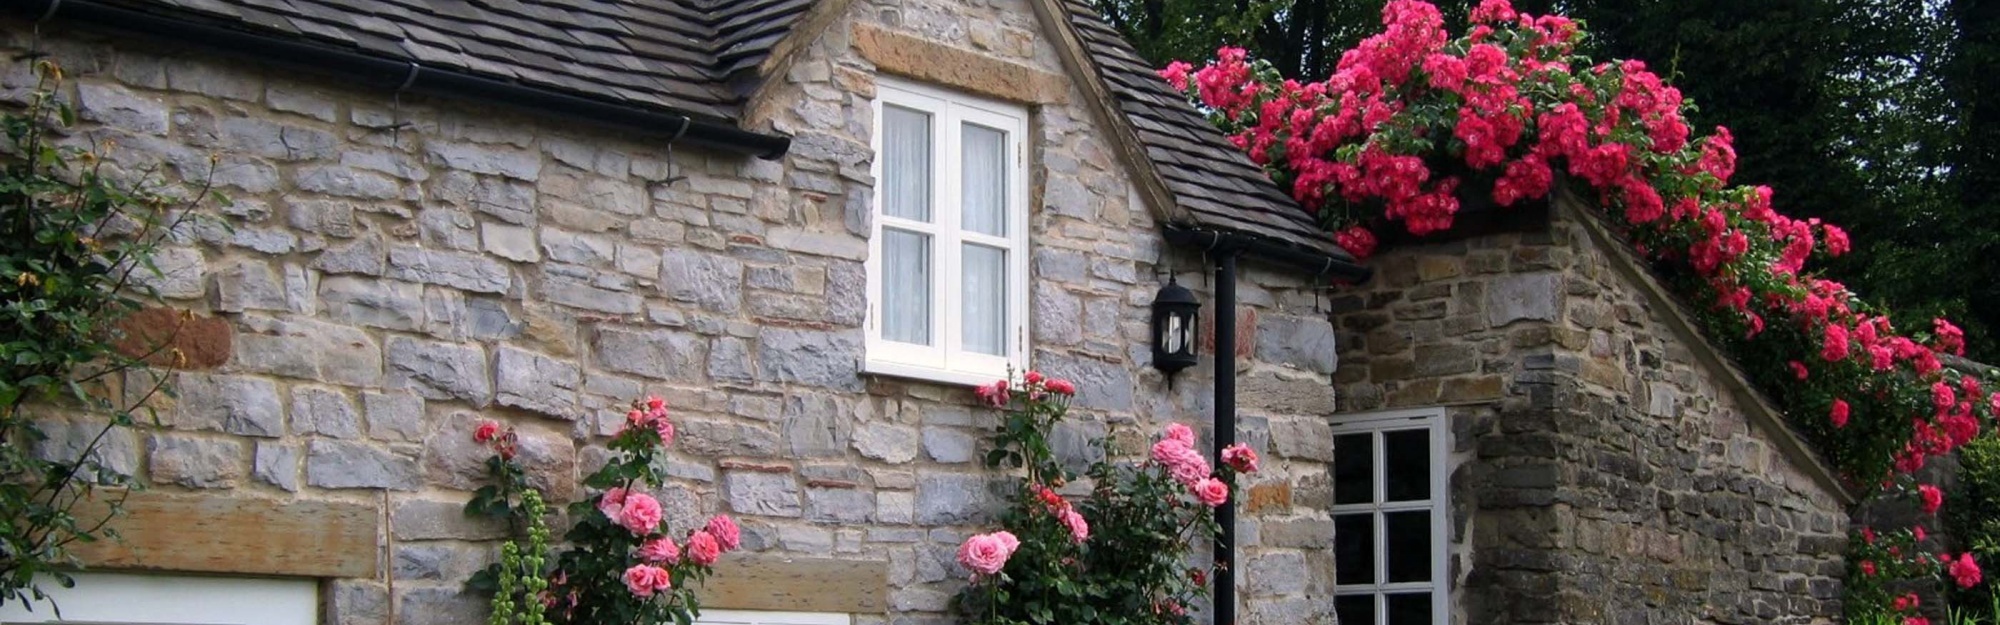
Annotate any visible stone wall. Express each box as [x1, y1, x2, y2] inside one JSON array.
[[0, 0, 1344, 623], [1330, 199, 1851, 624]]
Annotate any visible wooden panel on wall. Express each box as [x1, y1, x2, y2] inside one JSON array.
[[702, 555, 887, 614], [68, 491, 379, 578]]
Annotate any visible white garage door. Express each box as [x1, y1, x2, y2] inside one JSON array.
[[697, 610, 851, 625], [0, 572, 317, 625]]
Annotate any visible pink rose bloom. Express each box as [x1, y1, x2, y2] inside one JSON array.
[[618, 493, 664, 535], [637, 537, 681, 564], [1151, 438, 1189, 466], [1951, 553, 1983, 588], [1044, 379, 1076, 396], [597, 486, 629, 521], [1058, 508, 1090, 544], [1192, 477, 1229, 507], [705, 515, 742, 552], [621, 564, 672, 598], [1166, 446, 1212, 487], [687, 530, 723, 566], [1222, 444, 1260, 473], [975, 380, 1011, 407], [957, 531, 1020, 577], [1920, 484, 1945, 515], [1164, 423, 1196, 445], [1024, 371, 1044, 385], [1830, 399, 1850, 429], [473, 420, 501, 443]]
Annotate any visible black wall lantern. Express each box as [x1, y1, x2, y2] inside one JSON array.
[[1150, 276, 1201, 386]]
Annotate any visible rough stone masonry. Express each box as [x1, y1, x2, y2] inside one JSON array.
[[0, 0, 1350, 622]]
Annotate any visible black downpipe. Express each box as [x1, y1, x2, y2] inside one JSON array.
[[1212, 251, 1240, 625], [10, 0, 792, 159]]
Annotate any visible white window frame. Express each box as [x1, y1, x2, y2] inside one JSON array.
[[863, 76, 1031, 387], [1330, 407, 1450, 625], [0, 571, 318, 625], [697, 609, 852, 625]]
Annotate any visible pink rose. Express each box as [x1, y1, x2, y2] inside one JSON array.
[[637, 537, 681, 564], [975, 380, 1011, 407], [473, 420, 501, 443], [705, 515, 741, 552], [1058, 508, 1090, 543], [1164, 423, 1196, 445], [1950, 553, 1983, 588], [687, 530, 723, 566], [1151, 438, 1189, 466], [956, 531, 1020, 577], [1920, 484, 1944, 515], [1830, 399, 1850, 429], [621, 564, 672, 597], [597, 486, 629, 521], [618, 493, 664, 535], [1024, 371, 1044, 385], [1044, 379, 1076, 396], [1222, 444, 1259, 473], [1168, 444, 1208, 488], [1192, 477, 1229, 507]]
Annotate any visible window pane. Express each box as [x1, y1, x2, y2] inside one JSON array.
[[1334, 513, 1375, 586], [1385, 592, 1432, 625], [1334, 595, 1377, 625], [1335, 433, 1374, 505], [882, 229, 931, 345], [962, 243, 1007, 355], [961, 123, 1007, 236], [882, 105, 931, 222], [1384, 429, 1431, 502], [1384, 510, 1431, 583]]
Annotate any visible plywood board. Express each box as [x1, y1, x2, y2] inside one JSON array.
[[701, 555, 886, 614], [67, 490, 379, 578]]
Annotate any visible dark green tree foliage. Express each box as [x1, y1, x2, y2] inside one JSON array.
[[1100, 0, 1993, 358]]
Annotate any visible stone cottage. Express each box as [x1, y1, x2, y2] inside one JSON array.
[[0, 0, 1853, 624]]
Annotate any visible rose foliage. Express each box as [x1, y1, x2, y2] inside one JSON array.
[[1163, 0, 1993, 618], [958, 373, 1258, 624], [468, 397, 741, 625]]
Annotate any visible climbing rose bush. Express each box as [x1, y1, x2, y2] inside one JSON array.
[[468, 397, 740, 625], [958, 373, 1257, 624], [1166, 0, 1994, 618]]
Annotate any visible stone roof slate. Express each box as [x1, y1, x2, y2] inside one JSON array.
[[98, 0, 1341, 259], [1054, 0, 1347, 259], [101, 0, 815, 121]]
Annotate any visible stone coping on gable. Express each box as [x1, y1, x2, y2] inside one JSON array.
[[1559, 191, 1859, 506]]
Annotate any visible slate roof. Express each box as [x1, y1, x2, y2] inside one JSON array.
[[1054, 0, 1347, 259], [95, 0, 816, 121], [81, 0, 1341, 260]]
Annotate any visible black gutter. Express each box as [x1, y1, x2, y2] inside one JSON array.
[[1163, 224, 1374, 283], [1212, 249, 1241, 625], [11, 0, 792, 160]]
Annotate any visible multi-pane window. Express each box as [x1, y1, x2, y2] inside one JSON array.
[[1331, 409, 1449, 625], [865, 77, 1028, 385]]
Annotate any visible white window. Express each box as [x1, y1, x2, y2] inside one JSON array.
[[1331, 408, 1449, 625], [698, 609, 852, 625], [0, 572, 317, 625], [864, 77, 1030, 386]]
